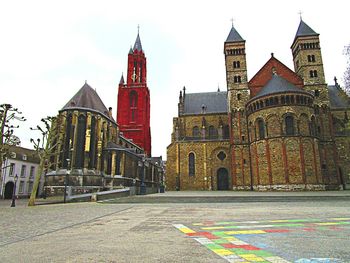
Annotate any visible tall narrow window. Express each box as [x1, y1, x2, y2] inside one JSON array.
[[189, 153, 195, 176], [129, 91, 138, 122], [285, 116, 295, 135], [89, 116, 96, 169], [75, 114, 86, 168], [209, 125, 217, 138], [257, 119, 265, 140], [192, 126, 200, 138], [63, 114, 72, 168], [223, 125, 230, 139]]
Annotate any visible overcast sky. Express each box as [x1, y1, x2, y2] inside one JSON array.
[[1, 0, 349, 159]]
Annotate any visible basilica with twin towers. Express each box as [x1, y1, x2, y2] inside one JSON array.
[[166, 18, 350, 191]]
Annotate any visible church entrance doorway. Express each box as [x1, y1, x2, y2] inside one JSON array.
[[217, 168, 229, 190], [4, 182, 14, 199]]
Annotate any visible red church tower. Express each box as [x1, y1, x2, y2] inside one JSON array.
[[117, 31, 151, 156]]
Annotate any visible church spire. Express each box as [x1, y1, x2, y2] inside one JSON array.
[[119, 73, 125, 85], [133, 26, 143, 51], [294, 19, 319, 41], [225, 24, 245, 43]]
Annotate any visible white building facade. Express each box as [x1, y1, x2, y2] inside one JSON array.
[[1, 146, 44, 199]]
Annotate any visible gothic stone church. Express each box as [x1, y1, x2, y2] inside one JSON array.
[[166, 19, 350, 191]]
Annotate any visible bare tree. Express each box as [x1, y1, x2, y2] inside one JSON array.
[[0, 104, 25, 198], [343, 45, 350, 95], [28, 116, 59, 206]]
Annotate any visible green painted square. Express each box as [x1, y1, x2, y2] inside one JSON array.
[[213, 239, 230, 244], [248, 250, 275, 257], [229, 248, 247, 254], [205, 244, 223, 250], [212, 231, 227, 236]]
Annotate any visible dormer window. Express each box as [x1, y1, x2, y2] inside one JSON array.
[[22, 154, 27, 161]]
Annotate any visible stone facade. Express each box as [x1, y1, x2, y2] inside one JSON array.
[[166, 19, 350, 191]]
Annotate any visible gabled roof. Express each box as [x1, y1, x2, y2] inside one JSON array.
[[248, 54, 304, 97], [253, 74, 310, 100], [225, 25, 244, 43], [183, 91, 227, 115], [133, 33, 142, 51], [62, 83, 110, 117], [328, 85, 350, 109]]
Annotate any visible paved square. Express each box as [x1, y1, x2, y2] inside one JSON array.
[[174, 218, 350, 262]]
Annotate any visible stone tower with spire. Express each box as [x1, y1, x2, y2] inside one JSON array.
[[224, 25, 252, 188], [291, 19, 339, 185], [117, 30, 151, 156]]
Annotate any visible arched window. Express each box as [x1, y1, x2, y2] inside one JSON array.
[[257, 119, 265, 140], [233, 61, 241, 68], [189, 153, 195, 176], [192, 126, 200, 138], [209, 125, 217, 138], [285, 116, 295, 135]]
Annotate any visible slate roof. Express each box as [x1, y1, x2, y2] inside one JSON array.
[[133, 33, 142, 51], [253, 74, 310, 99], [328, 85, 350, 109], [62, 83, 110, 117], [225, 25, 244, 43], [293, 19, 319, 42], [183, 91, 227, 115]]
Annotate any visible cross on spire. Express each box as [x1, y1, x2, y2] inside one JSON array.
[[137, 24, 140, 34], [298, 10, 303, 20], [230, 17, 235, 27]]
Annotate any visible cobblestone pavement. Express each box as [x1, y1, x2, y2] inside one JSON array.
[[0, 195, 349, 262]]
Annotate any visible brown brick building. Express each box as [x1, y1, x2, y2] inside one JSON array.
[[166, 19, 350, 191]]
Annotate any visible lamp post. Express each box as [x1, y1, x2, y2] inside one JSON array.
[[10, 174, 18, 207], [158, 167, 165, 193]]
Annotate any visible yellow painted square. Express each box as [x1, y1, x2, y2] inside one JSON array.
[[212, 249, 234, 256], [179, 227, 196, 234]]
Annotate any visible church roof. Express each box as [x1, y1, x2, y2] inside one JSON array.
[[183, 91, 227, 115], [133, 33, 143, 51], [253, 74, 310, 99], [328, 85, 350, 109], [293, 19, 319, 41], [62, 82, 110, 117], [225, 25, 245, 43]]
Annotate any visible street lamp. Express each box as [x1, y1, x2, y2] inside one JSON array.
[[11, 174, 18, 207]]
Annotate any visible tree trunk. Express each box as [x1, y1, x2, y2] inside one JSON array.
[[28, 158, 44, 206]]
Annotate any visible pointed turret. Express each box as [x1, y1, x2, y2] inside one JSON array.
[[119, 74, 125, 85], [294, 19, 318, 39], [133, 33, 143, 51], [225, 25, 245, 43]]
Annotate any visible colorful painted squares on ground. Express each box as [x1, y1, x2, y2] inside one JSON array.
[[173, 218, 350, 263]]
